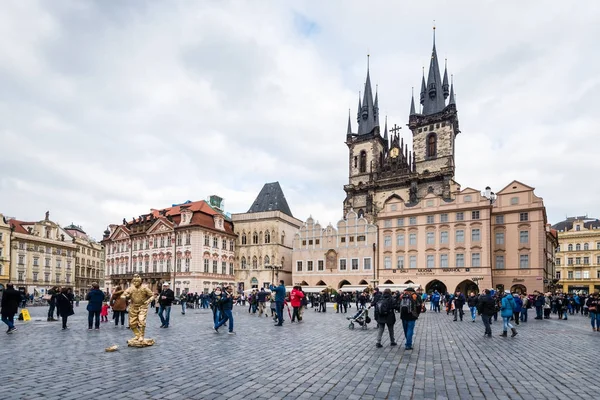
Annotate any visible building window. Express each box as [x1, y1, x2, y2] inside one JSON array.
[[253, 232, 259, 244], [519, 213, 529, 222], [160, 237, 165, 247], [495, 215, 504, 224], [18, 255, 25, 265], [426, 232, 435, 245], [576, 257, 581, 265], [519, 231, 529, 244], [440, 214, 448, 223], [230, 240, 234, 251], [212, 237, 217, 248], [397, 234, 405, 246], [427, 255, 434, 268], [265, 231, 271, 244], [384, 236, 392, 247], [471, 253, 481, 267], [440, 254, 448, 268], [576, 225, 581, 231], [18, 271, 24, 281], [495, 232, 504, 245], [229, 263, 234, 275], [555, 258, 561, 266], [464, 195, 472, 203], [583, 270, 590, 279], [359, 150, 367, 173], [440, 231, 448, 244], [426, 215, 435, 224], [456, 230, 464, 243], [471, 211, 480, 220], [351, 259, 359, 270], [318, 260, 324, 271], [427, 133, 437, 157], [264, 255, 270, 265], [390, 204, 397, 212], [397, 218, 405, 227], [576, 243, 581, 251], [384, 256, 391, 269], [221, 262, 226, 275], [212, 260, 218, 274], [568, 258, 573, 265], [204, 259, 209, 273], [555, 271, 561, 280], [456, 212, 464, 221], [241, 257, 246, 269], [241, 234, 247, 245], [45, 258, 50, 267], [33, 272, 38, 282], [409, 233, 417, 245], [252, 256, 258, 269], [471, 229, 481, 242], [597, 256, 600, 265], [597, 242, 600, 250], [316, 239, 321, 245], [574, 271, 581, 279], [339, 259, 347, 271], [33, 257, 39, 266], [584, 243, 589, 251], [306, 261, 313, 271], [340, 237, 346, 243], [519, 255, 529, 269], [456, 254, 464, 267], [384, 220, 392, 228], [510, 197, 519, 205], [185, 259, 190, 272], [397, 256, 404, 269], [409, 256, 417, 269], [409, 217, 417, 225], [496, 255, 505, 269], [568, 244, 573, 251], [568, 271, 573, 279]]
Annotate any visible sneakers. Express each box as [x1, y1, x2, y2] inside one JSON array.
[[228, 332, 236, 335], [405, 346, 413, 350], [375, 343, 383, 348], [7, 327, 17, 334], [213, 327, 219, 333], [390, 342, 397, 346]]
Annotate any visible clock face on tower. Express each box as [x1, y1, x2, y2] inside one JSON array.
[[390, 147, 400, 158]]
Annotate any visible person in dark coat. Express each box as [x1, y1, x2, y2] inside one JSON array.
[[1, 283, 21, 334], [56, 287, 74, 330], [86, 282, 105, 330], [477, 289, 496, 337], [372, 288, 397, 348]]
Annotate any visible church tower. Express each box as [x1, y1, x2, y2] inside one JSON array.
[[343, 60, 387, 219], [408, 28, 460, 198]]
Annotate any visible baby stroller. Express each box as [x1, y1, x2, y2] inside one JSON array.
[[347, 307, 371, 330]]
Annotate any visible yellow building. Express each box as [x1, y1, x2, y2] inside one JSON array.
[[0, 214, 12, 290], [64, 224, 105, 296], [553, 217, 600, 294]]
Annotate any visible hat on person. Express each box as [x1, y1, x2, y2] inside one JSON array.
[[504, 290, 511, 294], [405, 287, 416, 293], [162, 282, 169, 286]]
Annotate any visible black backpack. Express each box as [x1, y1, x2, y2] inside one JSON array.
[[376, 297, 392, 316]]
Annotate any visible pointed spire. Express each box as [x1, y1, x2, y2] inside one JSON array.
[[356, 92, 362, 123], [383, 116, 388, 141], [442, 59, 449, 99], [374, 85, 380, 127], [357, 54, 379, 136], [420, 68, 426, 105], [448, 75, 456, 105], [422, 25, 446, 115], [347, 109, 352, 135], [410, 87, 416, 116]]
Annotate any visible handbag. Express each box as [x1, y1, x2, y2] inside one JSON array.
[[43, 294, 52, 301]]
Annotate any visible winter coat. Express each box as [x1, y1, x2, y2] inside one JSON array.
[[513, 295, 523, 313], [56, 293, 74, 317], [500, 295, 516, 318], [375, 293, 397, 324], [158, 289, 175, 306], [534, 295, 545, 308], [1, 288, 21, 318], [477, 294, 496, 316], [218, 292, 234, 310], [86, 289, 105, 312], [110, 290, 127, 311], [290, 289, 304, 308], [269, 284, 286, 302], [467, 295, 479, 308]]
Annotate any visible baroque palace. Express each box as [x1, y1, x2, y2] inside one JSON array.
[[291, 31, 558, 295]]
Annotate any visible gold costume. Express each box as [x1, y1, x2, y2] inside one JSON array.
[[121, 275, 155, 347]]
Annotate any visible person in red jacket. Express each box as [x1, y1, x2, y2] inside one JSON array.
[[290, 286, 305, 323]]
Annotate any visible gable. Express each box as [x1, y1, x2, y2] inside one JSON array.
[[109, 226, 130, 241], [496, 180, 535, 195], [147, 219, 173, 235]]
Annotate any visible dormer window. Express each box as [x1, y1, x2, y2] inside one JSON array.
[[576, 225, 581, 231]]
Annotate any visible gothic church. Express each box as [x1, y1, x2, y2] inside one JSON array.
[[343, 33, 460, 221]]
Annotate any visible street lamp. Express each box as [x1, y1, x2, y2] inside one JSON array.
[[265, 264, 282, 284]]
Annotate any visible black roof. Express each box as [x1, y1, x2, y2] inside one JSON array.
[[247, 182, 293, 217], [552, 217, 600, 232]]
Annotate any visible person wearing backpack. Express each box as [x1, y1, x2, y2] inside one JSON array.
[[372, 288, 397, 348], [500, 290, 518, 337], [399, 287, 421, 350]]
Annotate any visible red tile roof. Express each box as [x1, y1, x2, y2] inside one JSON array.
[[9, 219, 31, 235]]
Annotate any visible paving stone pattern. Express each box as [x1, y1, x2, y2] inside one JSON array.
[[1, 303, 599, 400]]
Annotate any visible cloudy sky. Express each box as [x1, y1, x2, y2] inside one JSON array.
[[1, 1, 599, 239]]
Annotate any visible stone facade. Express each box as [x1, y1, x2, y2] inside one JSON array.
[[292, 211, 378, 289], [7, 213, 77, 296], [0, 214, 11, 289], [553, 217, 600, 294], [64, 225, 105, 296], [232, 210, 302, 291], [103, 198, 236, 295]]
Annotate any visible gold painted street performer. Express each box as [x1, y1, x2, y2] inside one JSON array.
[[121, 274, 155, 347]]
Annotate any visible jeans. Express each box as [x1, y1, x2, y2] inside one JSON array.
[[376, 321, 395, 344], [181, 301, 186, 314], [454, 307, 464, 321], [114, 310, 126, 326], [590, 312, 600, 329], [433, 301, 440, 312], [275, 301, 284, 325], [88, 310, 100, 329], [502, 316, 514, 331], [470, 306, 477, 321], [292, 306, 301, 322], [520, 308, 528, 322], [215, 309, 234, 332], [48, 302, 56, 319], [482, 315, 492, 335], [159, 305, 171, 327], [535, 306, 543, 318], [401, 319, 416, 348], [2, 315, 15, 330]]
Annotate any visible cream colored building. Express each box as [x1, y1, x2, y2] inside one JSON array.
[[64, 224, 105, 296], [553, 217, 600, 294], [103, 196, 236, 295], [233, 182, 302, 291], [292, 211, 378, 289], [8, 212, 77, 295], [0, 214, 12, 290]]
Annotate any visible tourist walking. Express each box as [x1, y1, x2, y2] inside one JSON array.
[[453, 291, 466, 321], [373, 288, 397, 348], [512, 293, 523, 325], [467, 292, 478, 322], [47, 286, 59, 322], [534, 291, 545, 319], [477, 289, 495, 337], [290, 286, 305, 322], [269, 280, 287, 326], [86, 283, 105, 330], [520, 294, 529, 323], [56, 287, 74, 330], [110, 286, 128, 327], [214, 286, 235, 334], [257, 288, 268, 317], [431, 291, 441, 313], [211, 287, 224, 324], [586, 292, 599, 331], [499, 291, 518, 337], [399, 287, 421, 350], [158, 282, 175, 328], [1, 283, 21, 334]]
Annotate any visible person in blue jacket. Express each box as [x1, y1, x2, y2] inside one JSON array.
[[512, 294, 523, 325], [86, 283, 105, 330], [500, 290, 518, 337], [431, 291, 441, 313], [269, 280, 286, 326]]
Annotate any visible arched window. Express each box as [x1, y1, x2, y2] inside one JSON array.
[[259, 231, 263, 243], [252, 232, 258, 244], [568, 244, 573, 251], [358, 209, 364, 218], [241, 233, 247, 245], [281, 232, 285, 245], [264, 255, 270, 265], [241, 256, 246, 269], [359, 151, 367, 173], [265, 231, 271, 244], [584, 243, 589, 251], [252, 256, 257, 269], [576, 243, 581, 251], [427, 133, 437, 158]]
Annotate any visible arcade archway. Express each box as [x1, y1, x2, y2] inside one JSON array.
[[358, 280, 368, 285], [425, 279, 447, 294], [511, 284, 527, 294], [316, 280, 327, 286], [404, 280, 414, 284], [455, 279, 479, 295], [384, 280, 394, 284], [338, 280, 351, 289]]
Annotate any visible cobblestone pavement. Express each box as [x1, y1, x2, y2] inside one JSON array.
[[1, 303, 599, 400]]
